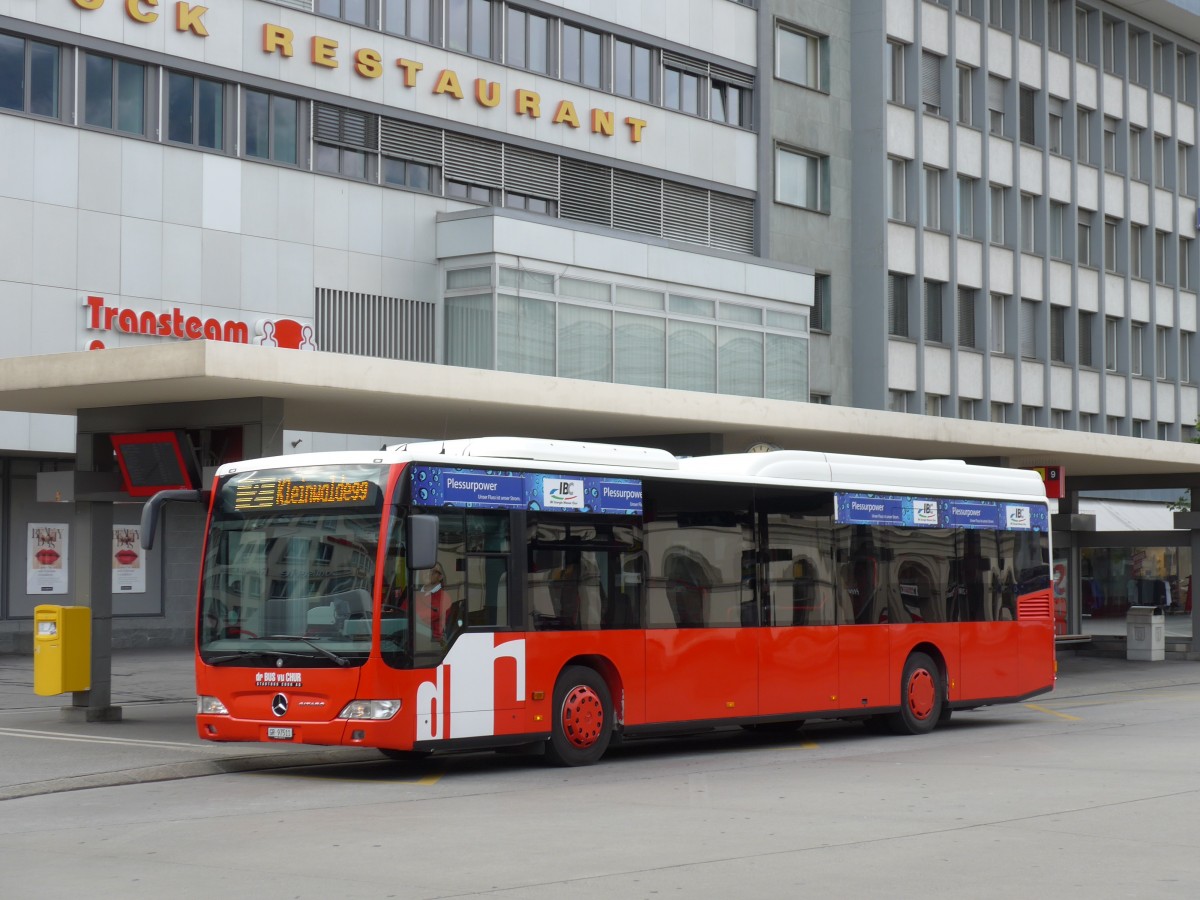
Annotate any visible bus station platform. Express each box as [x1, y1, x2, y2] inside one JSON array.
[[1, 648, 1199, 802]]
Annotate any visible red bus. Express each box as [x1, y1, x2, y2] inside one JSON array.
[[144, 437, 1054, 766]]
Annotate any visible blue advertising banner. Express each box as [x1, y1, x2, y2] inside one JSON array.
[[411, 467, 642, 515], [835, 492, 1047, 532]]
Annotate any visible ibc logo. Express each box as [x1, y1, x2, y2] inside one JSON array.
[[544, 478, 584, 509]]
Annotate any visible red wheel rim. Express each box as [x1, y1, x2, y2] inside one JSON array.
[[561, 685, 604, 749], [906, 668, 936, 721]]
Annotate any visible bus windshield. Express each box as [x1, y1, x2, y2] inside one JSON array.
[[198, 464, 388, 667]]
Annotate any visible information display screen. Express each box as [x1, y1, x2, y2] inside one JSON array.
[[110, 431, 198, 497]]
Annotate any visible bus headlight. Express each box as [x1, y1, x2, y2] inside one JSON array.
[[337, 699, 402, 720], [197, 695, 229, 715]]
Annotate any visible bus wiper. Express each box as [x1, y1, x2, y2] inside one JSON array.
[[206, 649, 328, 666], [266, 635, 350, 667]]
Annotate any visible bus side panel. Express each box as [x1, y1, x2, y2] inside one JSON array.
[[888, 624, 961, 703], [958, 622, 1016, 701], [523, 631, 648, 729], [758, 626, 838, 717], [838, 625, 892, 710], [645, 629, 758, 724]]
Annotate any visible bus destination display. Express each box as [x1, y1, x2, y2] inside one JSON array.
[[412, 466, 641, 514], [232, 477, 378, 511]]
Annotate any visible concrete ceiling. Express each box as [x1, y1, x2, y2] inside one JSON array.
[[3, 342, 1200, 481]]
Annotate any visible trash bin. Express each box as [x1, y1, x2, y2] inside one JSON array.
[[1126, 605, 1164, 661]]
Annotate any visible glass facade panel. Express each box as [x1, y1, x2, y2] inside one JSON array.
[[615, 313, 665, 387], [497, 294, 555, 375], [718, 327, 764, 396], [559, 305, 612, 382], [0, 34, 22, 110]]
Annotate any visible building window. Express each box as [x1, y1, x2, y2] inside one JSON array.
[[1154, 135, 1171, 189], [1020, 193, 1037, 252], [990, 293, 1008, 353], [959, 398, 978, 421], [1131, 223, 1146, 278], [1077, 212, 1093, 267], [1079, 311, 1095, 367], [1022, 405, 1039, 427], [887, 41, 906, 104], [1183, 331, 1193, 383], [386, 158, 436, 192], [924, 280, 945, 343], [1153, 39, 1167, 93], [957, 64, 975, 126], [810, 393, 832, 404], [1105, 316, 1119, 372], [1021, 299, 1039, 358], [1131, 323, 1145, 375], [243, 90, 299, 165], [776, 147, 828, 212], [0, 33, 59, 118], [1156, 230, 1169, 284], [957, 288, 977, 348], [1049, 201, 1067, 259], [663, 60, 703, 115], [1129, 30, 1145, 83], [1102, 17, 1118, 74], [81, 52, 146, 135], [384, 0, 435, 43], [1048, 0, 1065, 52], [1020, 87, 1037, 145], [921, 51, 943, 115], [313, 104, 377, 181], [1104, 218, 1120, 273], [888, 273, 910, 337], [888, 390, 910, 413], [1049, 306, 1067, 362], [1047, 97, 1064, 154], [811, 275, 831, 332], [315, 0, 370, 27], [1103, 117, 1118, 171], [447, 0, 495, 59], [987, 75, 1006, 136], [957, 175, 977, 238], [1157, 326, 1170, 379], [1075, 5, 1093, 64], [165, 71, 224, 150], [776, 24, 827, 92], [989, 184, 1007, 245], [1180, 51, 1196, 104], [888, 157, 908, 222], [1075, 108, 1094, 165], [924, 166, 943, 231], [1180, 143, 1194, 197], [1182, 237, 1194, 290], [506, 7, 551, 75], [1130, 126, 1145, 180], [925, 393, 944, 417], [613, 37, 652, 101]]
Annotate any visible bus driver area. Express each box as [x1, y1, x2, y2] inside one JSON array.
[[152, 436, 1054, 767]]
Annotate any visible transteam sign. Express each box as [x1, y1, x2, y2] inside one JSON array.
[[82, 296, 318, 351], [71, 0, 648, 143]]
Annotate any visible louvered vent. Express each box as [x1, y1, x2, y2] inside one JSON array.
[[1017, 593, 1053, 620], [710, 193, 755, 253], [444, 132, 503, 187], [613, 170, 662, 235], [316, 289, 436, 363], [265, 0, 311, 10], [663, 181, 708, 244], [504, 145, 559, 199], [380, 118, 443, 164], [314, 103, 377, 149], [710, 63, 754, 89], [560, 157, 612, 227]]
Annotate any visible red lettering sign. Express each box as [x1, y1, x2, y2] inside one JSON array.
[[82, 296, 317, 351]]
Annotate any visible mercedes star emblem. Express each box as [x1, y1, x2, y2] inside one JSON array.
[[271, 693, 289, 717]]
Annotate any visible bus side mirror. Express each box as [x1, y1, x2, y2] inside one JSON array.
[[140, 489, 209, 549], [407, 514, 439, 571]]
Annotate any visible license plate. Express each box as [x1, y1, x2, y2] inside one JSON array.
[[267, 727, 293, 740]]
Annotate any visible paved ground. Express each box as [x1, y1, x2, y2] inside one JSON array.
[[1, 647, 1199, 802]]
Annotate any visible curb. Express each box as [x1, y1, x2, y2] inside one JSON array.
[[0, 747, 381, 802]]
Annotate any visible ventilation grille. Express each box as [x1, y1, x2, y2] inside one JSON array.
[[314, 103, 377, 150], [664, 181, 709, 243], [316, 289, 435, 362], [504, 145, 559, 199], [613, 170, 662, 235], [380, 119, 442, 164], [1017, 593, 1053, 620], [710, 193, 755, 252], [560, 157, 613, 227], [444, 132, 503, 187]]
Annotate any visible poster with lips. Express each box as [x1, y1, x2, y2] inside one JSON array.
[[112, 525, 146, 594], [28, 524, 68, 595]]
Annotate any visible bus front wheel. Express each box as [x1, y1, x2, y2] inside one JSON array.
[[887, 652, 943, 735], [545, 666, 613, 767]]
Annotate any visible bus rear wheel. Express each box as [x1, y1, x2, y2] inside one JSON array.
[[886, 652, 943, 736], [545, 666, 613, 767]]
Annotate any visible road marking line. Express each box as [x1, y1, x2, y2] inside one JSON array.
[[1025, 703, 1081, 721], [0, 727, 201, 750]]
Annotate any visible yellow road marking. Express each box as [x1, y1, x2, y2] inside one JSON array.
[[1025, 703, 1081, 721]]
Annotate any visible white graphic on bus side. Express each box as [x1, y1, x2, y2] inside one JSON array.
[[415, 633, 526, 741]]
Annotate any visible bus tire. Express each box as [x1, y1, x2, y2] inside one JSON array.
[[545, 666, 613, 767], [887, 652, 943, 736]]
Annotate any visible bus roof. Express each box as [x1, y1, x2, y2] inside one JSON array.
[[215, 436, 1048, 503]]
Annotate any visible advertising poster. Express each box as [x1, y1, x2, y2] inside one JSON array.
[[28, 523, 69, 595], [112, 525, 146, 594]]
